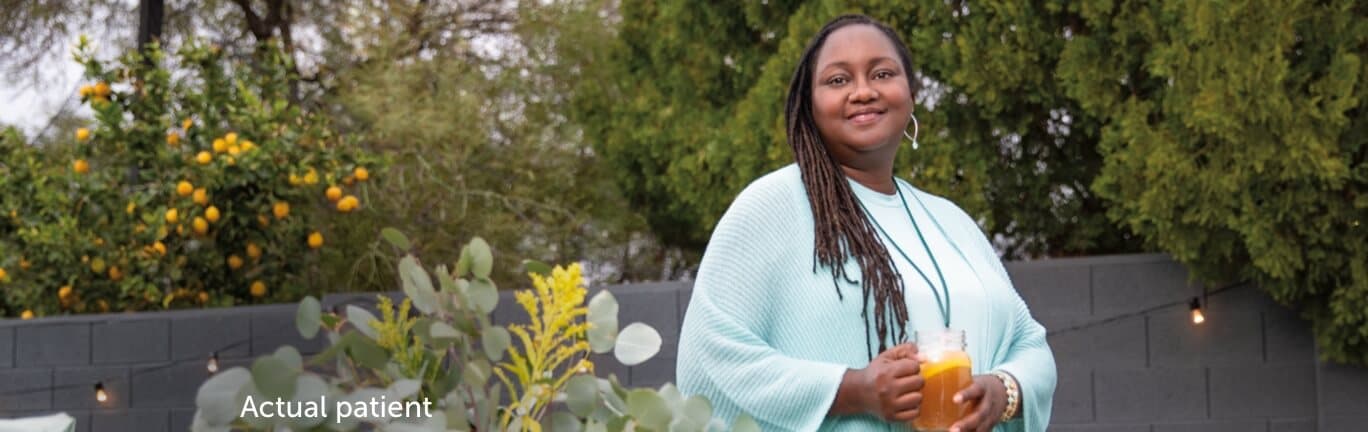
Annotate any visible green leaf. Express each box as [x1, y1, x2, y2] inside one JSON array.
[[482, 325, 510, 361], [251, 355, 298, 400], [732, 413, 760, 432], [346, 331, 390, 370], [614, 323, 661, 366], [469, 277, 498, 314], [523, 259, 552, 277], [284, 375, 328, 429], [320, 313, 340, 329], [388, 379, 421, 399], [587, 290, 619, 353], [346, 305, 380, 340], [430, 321, 460, 340], [380, 227, 411, 250], [463, 358, 491, 388], [627, 389, 671, 431], [469, 237, 493, 279], [670, 396, 712, 432], [551, 412, 582, 432], [307, 333, 350, 366], [565, 374, 599, 417], [295, 296, 321, 339], [455, 244, 473, 277], [584, 419, 607, 432], [400, 255, 438, 314], [273, 346, 303, 371], [195, 367, 251, 426]]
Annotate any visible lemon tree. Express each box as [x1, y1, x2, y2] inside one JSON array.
[[0, 38, 381, 318]]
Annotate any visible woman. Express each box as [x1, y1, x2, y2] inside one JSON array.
[[676, 14, 1056, 432]]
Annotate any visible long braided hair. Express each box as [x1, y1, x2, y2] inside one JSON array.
[[785, 15, 919, 359]]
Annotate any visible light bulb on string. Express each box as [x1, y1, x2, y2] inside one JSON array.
[[207, 352, 219, 374], [94, 382, 108, 403], [1190, 297, 1205, 325]]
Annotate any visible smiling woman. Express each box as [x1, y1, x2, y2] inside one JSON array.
[[676, 14, 1056, 432]]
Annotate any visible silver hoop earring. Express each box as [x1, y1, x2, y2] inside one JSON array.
[[904, 113, 920, 149]]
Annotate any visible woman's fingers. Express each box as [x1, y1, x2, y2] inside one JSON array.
[[953, 381, 985, 404]]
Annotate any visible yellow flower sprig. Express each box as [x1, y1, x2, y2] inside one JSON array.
[[494, 263, 593, 429]]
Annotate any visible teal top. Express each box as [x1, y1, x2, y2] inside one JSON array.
[[676, 164, 1056, 431]]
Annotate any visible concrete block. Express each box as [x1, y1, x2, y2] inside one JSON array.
[[93, 319, 169, 364], [1321, 416, 1368, 432], [1048, 315, 1146, 369], [16, 323, 90, 367], [590, 352, 630, 386], [1209, 363, 1314, 419], [1263, 306, 1313, 364], [170, 409, 196, 432], [172, 314, 250, 361], [1318, 361, 1368, 416], [91, 410, 168, 432], [250, 306, 325, 356], [54, 367, 130, 411], [131, 362, 212, 409], [610, 287, 681, 339], [0, 327, 12, 368], [1092, 260, 1198, 318], [1147, 300, 1262, 368], [628, 336, 678, 389], [72, 412, 91, 432], [1046, 425, 1150, 432], [1152, 420, 1267, 432], [0, 369, 52, 411], [1095, 367, 1206, 422], [1005, 263, 1091, 317], [1268, 418, 1315, 432], [1052, 368, 1093, 424], [677, 287, 694, 329]]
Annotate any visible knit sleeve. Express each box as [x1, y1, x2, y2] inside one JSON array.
[[675, 178, 848, 431]]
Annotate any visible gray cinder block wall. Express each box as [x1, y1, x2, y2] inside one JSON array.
[[1, 253, 1366, 431]]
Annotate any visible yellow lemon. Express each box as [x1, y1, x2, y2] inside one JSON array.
[[90, 257, 106, 274], [166, 208, 180, 224], [354, 167, 369, 181], [176, 224, 185, 236], [225, 132, 238, 146], [303, 170, 319, 185], [58, 285, 73, 300], [93, 237, 104, 246], [337, 195, 359, 213], [273, 202, 290, 219], [79, 84, 94, 97], [250, 281, 267, 298], [108, 266, 123, 281], [241, 140, 255, 152], [308, 231, 324, 249], [920, 351, 972, 379], [288, 174, 301, 186], [343, 175, 355, 186], [192, 188, 209, 206], [0, 267, 7, 281], [97, 299, 109, 312], [198, 291, 209, 303], [126, 201, 137, 215], [227, 145, 241, 156], [205, 206, 220, 223], [76, 128, 91, 142], [177, 180, 194, 197], [94, 81, 110, 97], [325, 186, 342, 202], [166, 132, 180, 147], [182, 118, 193, 130], [152, 241, 167, 256], [21, 310, 34, 320], [227, 255, 244, 270], [192, 217, 209, 235], [195, 151, 212, 165], [224, 156, 235, 166], [246, 242, 262, 259], [73, 159, 90, 174], [212, 138, 227, 153]]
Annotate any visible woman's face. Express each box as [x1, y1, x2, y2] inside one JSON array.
[[810, 25, 913, 168]]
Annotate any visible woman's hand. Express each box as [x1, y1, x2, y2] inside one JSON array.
[[831, 343, 924, 421], [949, 374, 1008, 432]]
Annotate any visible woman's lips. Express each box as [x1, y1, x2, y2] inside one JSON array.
[[848, 111, 884, 125]]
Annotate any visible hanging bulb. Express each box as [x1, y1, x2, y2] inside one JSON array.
[[94, 382, 108, 403], [1190, 297, 1205, 325], [207, 352, 219, 374]]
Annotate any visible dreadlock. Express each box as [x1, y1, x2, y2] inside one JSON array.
[[784, 14, 919, 360]]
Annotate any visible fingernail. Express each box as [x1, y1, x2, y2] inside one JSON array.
[[953, 395, 962, 403]]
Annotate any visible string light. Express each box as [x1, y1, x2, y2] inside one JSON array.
[[94, 382, 108, 403], [1189, 297, 1205, 325], [207, 352, 219, 374]]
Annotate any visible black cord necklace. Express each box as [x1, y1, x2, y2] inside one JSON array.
[[856, 179, 952, 329]]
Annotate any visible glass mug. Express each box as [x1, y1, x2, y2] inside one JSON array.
[[912, 329, 972, 431]]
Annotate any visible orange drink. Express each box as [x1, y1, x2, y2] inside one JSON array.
[[912, 329, 971, 431]]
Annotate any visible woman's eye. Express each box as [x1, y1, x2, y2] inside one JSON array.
[[875, 70, 894, 79], [827, 76, 848, 86]]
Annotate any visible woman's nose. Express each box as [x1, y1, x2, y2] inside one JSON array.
[[849, 81, 878, 102]]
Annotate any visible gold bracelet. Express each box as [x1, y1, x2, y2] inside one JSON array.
[[990, 370, 1020, 422]]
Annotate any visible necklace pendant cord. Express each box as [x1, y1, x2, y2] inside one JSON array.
[[856, 180, 953, 330]]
